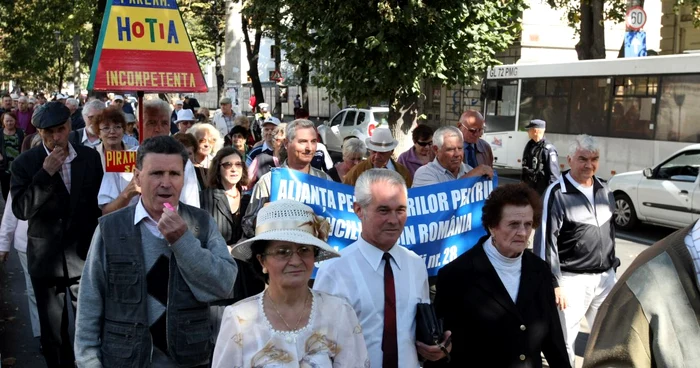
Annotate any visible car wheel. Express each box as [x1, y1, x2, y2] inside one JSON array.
[[613, 193, 638, 230]]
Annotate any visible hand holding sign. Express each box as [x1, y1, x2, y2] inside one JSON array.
[[120, 176, 141, 201]]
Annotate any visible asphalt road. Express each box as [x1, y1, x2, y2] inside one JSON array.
[[0, 175, 681, 368]]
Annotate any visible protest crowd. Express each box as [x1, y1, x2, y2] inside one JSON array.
[[0, 90, 698, 368]]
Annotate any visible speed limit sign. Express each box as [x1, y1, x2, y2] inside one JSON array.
[[626, 6, 647, 31]]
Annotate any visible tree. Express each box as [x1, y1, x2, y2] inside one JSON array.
[[0, 0, 96, 91], [241, 4, 266, 110], [281, 0, 527, 139], [547, 0, 627, 60], [180, 0, 228, 101]]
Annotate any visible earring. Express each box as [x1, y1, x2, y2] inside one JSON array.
[[262, 267, 268, 274]]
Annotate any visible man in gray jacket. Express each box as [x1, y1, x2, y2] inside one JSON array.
[[74, 136, 237, 367]]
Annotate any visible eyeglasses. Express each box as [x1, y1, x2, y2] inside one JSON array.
[[459, 122, 485, 134], [220, 161, 243, 169], [263, 246, 314, 260], [416, 140, 433, 147], [99, 126, 124, 133]]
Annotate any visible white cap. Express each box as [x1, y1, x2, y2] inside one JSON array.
[[113, 94, 124, 101], [175, 109, 196, 123], [258, 103, 270, 111], [10, 93, 19, 100], [174, 99, 184, 106], [56, 93, 67, 100]]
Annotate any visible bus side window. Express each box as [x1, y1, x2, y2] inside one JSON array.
[[656, 75, 700, 143], [569, 78, 609, 136]]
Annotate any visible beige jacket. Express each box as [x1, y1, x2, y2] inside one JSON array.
[[583, 222, 700, 368]]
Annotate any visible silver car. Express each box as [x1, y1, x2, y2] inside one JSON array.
[[318, 106, 390, 152]]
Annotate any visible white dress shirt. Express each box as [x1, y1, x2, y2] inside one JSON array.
[[97, 145, 200, 208], [684, 220, 700, 287], [314, 236, 430, 368], [0, 193, 28, 253]]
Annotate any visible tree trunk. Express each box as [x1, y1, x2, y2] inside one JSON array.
[[214, 0, 225, 102], [389, 94, 419, 159], [575, 0, 606, 60], [300, 59, 309, 111], [242, 13, 265, 109], [215, 36, 224, 101], [274, 30, 282, 119]]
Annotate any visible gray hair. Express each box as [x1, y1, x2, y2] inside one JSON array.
[[459, 110, 484, 124], [568, 134, 600, 157], [82, 99, 106, 120], [342, 137, 366, 158], [186, 123, 223, 155], [144, 99, 172, 118], [18, 96, 27, 103], [65, 98, 79, 109], [273, 123, 288, 139], [136, 135, 188, 171], [286, 119, 316, 142], [234, 115, 249, 126], [433, 126, 463, 149], [354, 169, 407, 209]]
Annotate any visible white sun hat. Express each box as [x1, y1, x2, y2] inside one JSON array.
[[230, 199, 340, 262], [174, 109, 196, 123], [365, 128, 398, 152]]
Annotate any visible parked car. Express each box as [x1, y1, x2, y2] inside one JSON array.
[[318, 106, 390, 152], [609, 144, 700, 230]]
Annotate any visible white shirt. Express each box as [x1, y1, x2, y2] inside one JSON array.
[[97, 145, 200, 208], [483, 237, 522, 303], [0, 193, 28, 253], [43, 143, 78, 193], [567, 172, 595, 210], [212, 290, 369, 368], [684, 220, 700, 287], [134, 199, 164, 238], [81, 128, 101, 148], [314, 237, 430, 368]]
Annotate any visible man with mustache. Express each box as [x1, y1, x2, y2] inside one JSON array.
[[534, 134, 618, 367], [315, 169, 451, 367], [412, 126, 493, 187], [241, 119, 330, 239]]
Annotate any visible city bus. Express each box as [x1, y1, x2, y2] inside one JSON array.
[[483, 53, 700, 180]]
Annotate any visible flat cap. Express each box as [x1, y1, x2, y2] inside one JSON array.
[[32, 101, 70, 129], [526, 119, 546, 129], [219, 97, 232, 105]]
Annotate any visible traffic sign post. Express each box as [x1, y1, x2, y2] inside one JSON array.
[[626, 6, 647, 31]]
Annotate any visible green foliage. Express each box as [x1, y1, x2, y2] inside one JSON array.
[[0, 0, 97, 91], [276, 0, 527, 111], [547, 0, 626, 33], [179, 0, 227, 64]]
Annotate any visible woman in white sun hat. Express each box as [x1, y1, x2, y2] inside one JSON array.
[[212, 199, 369, 367]]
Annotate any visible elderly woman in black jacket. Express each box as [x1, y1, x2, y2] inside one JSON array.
[[427, 183, 570, 368], [200, 147, 265, 326]]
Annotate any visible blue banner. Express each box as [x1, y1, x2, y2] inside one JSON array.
[[270, 169, 497, 276]]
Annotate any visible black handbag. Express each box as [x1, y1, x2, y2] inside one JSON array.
[[416, 303, 451, 361]]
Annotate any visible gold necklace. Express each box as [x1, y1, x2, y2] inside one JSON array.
[[267, 290, 310, 331], [224, 189, 239, 199]]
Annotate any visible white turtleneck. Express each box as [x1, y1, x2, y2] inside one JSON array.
[[483, 237, 523, 303]]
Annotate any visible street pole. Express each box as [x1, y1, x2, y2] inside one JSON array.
[[73, 34, 81, 95]]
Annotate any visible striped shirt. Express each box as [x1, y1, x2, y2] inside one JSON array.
[[684, 220, 700, 286]]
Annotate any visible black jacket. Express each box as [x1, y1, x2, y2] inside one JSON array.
[[427, 236, 570, 368], [199, 189, 264, 304], [10, 144, 103, 279], [521, 138, 560, 196], [534, 171, 619, 287]]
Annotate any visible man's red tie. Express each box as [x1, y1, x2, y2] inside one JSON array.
[[382, 252, 398, 368]]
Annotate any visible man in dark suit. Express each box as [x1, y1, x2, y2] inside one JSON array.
[[10, 101, 103, 368]]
